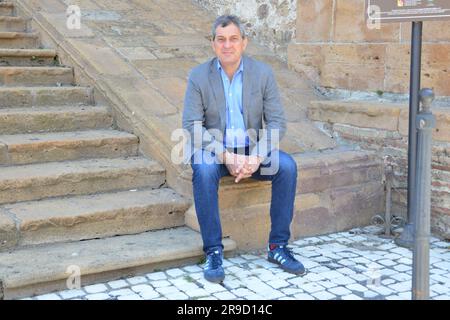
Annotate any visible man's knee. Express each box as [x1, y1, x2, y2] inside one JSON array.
[[191, 161, 222, 183], [278, 151, 297, 177]]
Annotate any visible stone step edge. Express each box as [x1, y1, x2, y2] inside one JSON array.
[[0, 85, 91, 91], [0, 105, 110, 122], [0, 31, 37, 38], [215, 149, 380, 188], [0, 86, 94, 107], [0, 48, 56, 57], [310, 99, 450, 114], [309, 100, 450, 142], [0, 227, 237, 299], [0, 156, 166, 204], [0, 16, 27, 22], [0, 187, 192, 249], [0, 129, 138, 146], [0, 66, 71, 71], [0, 106, 112, 133], [0, 129, 139, 165], [0, 156, 164, 177], [0, 104, 109, 114]]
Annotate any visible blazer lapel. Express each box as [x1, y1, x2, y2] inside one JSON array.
[[209, 58, 226, 131], [242, 55, 252, 130]]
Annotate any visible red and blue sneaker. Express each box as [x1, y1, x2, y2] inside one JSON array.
[[268, 244, 306, 275]]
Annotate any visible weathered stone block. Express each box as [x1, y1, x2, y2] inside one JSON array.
[[333, 123, 403, 144], [0, 67, 73, 87], [0, 33, 38, 49], [66, 38, 136, 77], [0, 106, 113, 135], [0, 142, 8, 164], [33, 87, 93, 106], [132, 58, 198, 79], [398, 107, 450, 142], [7, 188, 190, 246], [320, 44, 386, 91], [287, 43, 322, 83], [41, 12, 95, 38], [309, 100, 401, 131], [281, 121, 337, 154], [219, 179, 271, 210], [0, 158, 165, 205], [289, 42, 450, 95], [0, 212, 18, 250], [296, 0, 333, 42], [0, 17, 28, 32], [103, 75, 178, 117], [0, 88, 33, 108], [297, 150, 383, 194], [2, 131, 138, 165], [292, 207, 337, 238], [333, 0, 399, 42], [431, 207, 450, 239], [401, 21, 450, 42], [150, 77, 187, 108], [331, 181, 385, 231], [385, 43, 450, 95], [116, 47, 157, 61]]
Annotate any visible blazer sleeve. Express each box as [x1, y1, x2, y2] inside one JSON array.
[[250, 66, 286, 160], [182, 74, 225, 162]]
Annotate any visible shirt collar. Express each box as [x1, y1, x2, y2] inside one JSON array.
[[217, 58, 244, 74]]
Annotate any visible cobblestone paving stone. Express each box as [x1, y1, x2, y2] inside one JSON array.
[[27, 226, 450, 300]]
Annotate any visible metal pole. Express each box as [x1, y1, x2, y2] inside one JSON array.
[[385, 165, 393, 236], [396, 21, 422, 248], [412, 88, 435, 300]]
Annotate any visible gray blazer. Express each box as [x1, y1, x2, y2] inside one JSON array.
[[182, 55, 286, 162]]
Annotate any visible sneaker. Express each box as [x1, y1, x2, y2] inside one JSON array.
[[203, 248, 225, 283], [267, 244, 305, 275]]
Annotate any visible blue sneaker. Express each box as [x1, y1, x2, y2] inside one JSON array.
[[203, 247, 225, 283], [268, 244, 305, 275]]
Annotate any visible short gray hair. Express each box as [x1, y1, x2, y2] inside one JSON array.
[[212, 15, 246, 40]]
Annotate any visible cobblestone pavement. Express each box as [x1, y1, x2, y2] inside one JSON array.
[[25, 226, 450, 300]]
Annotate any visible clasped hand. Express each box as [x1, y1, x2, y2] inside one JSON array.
[[222, 151, 263, 183]]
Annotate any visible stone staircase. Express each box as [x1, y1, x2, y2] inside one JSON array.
[[0, 0, 390, 299], [0, 1, 236, 300]]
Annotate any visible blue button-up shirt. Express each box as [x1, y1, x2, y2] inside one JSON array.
[[218, 59, 249, 148]]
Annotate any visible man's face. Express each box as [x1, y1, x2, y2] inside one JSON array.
[[212, 23, 248, 66]]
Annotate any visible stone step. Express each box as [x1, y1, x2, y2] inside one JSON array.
[[0, 187, 191, 249], [309, 99, 450, 143], [0, 105, 113, 135], [0, 156, 166, 205], [0, 48, 57, 66], [185, 149, 385, 249], [0, 32, 39, 49], [0, 227, 237, 299], [0, 129, 139, 165], [0, 16, 28, 32], [0, 86, 93, 108], [0, 2, 14, 16], [0, 66, 74, 86]]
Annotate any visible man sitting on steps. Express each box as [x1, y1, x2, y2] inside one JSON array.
[[182, 15, 305, 283]]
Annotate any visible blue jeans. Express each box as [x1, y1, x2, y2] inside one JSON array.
[[191, 149, 298, 253]]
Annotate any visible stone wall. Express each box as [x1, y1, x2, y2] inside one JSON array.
[[288, 0, 450, 96], [192, 0, 296, 60], [309, 100, 450, 239]]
